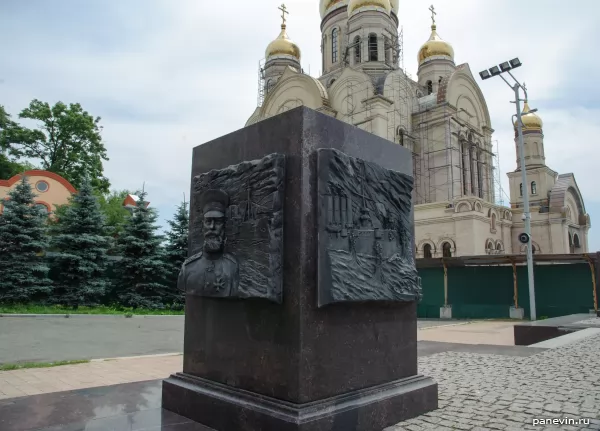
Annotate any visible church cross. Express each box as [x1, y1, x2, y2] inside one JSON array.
[[278, 3, 289, 26], [429, 5, 436, 26]]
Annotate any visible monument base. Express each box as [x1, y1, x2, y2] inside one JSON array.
[[163, 373, 438, 431]]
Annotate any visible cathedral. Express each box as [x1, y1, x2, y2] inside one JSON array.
[[245, 1, 591, 257]]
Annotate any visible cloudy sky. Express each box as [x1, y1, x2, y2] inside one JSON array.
[[1, 0, 598, 250]]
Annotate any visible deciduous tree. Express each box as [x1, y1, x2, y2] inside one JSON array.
[[0, 100, 110, 193]]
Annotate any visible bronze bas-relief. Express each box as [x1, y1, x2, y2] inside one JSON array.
[[183, 153, 286, 303], [178, 189, 240, 298]]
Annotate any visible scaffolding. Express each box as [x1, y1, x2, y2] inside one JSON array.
[[257, 59, 266, 108]]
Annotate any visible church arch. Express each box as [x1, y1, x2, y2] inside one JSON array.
[[520, 241, 541, 254], [437, 238, 456, 257], [486, 239, 494, 253], [531, 181, 537, 195], [260, 68, 330, 120], [456, 201, 471, 213], [474, 201, 483, 213], [496, 241, 504, 253], [426, 80, 433, 95], [444, 66, 492, 131], [418, 239, 436, 258], [491, 213, 497, 231]]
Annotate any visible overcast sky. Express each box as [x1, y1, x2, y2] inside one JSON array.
[[1, 0, 598, 250]]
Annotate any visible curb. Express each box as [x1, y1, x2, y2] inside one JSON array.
[[0, 314, 184, 318], [418, 321, 474, 331], [90, 353, 183, 362]]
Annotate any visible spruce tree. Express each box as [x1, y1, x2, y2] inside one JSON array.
[[49, 175, 111, 308], [164, 200, 189, 308], [0, 176, 51, 303], [112, 189, 169, 309]]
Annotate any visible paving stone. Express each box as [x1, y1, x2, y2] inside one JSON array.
[[389, 333, 600, 430]]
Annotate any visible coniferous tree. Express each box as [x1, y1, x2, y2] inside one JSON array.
[[0, 176, 51, 302], [112, 189, 169, 309], [49, 175, 111, 308], [164, 200, 189, 308]]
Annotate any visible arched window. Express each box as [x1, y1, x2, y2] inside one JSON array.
[[266, 79, 274, 94], [354, 36, 361, 63], [574, 234, 581, 249], [398, 128, 405, 146], [322, 36, 326, 70], [426, 80, 433, 95], [332, 29, 339, 63], [469, 146, 476, 195], [568, 232, 574, 254], [442, 242, 452, 258], [461, 143, 468, 195], [519, 183, 523, 196], [496, 242, 503, 252], [477, 150, 483, 199], [531, 181, 537, 195], [368, 34, 378, 61], [486, 241, 494, 253], [423, 244, 432, 258], [491, 213, 497, 230], [532, 244, 537, 254], [328, 78, 336, 88]]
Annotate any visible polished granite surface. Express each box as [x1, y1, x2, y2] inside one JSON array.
[[0, 342, 545, 431], [0, 380, 214, 431]]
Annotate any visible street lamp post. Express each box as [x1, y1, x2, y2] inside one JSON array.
[[480, 58, 537, 321]]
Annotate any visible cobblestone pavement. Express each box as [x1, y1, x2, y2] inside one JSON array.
[[387, 334, 600, 431]]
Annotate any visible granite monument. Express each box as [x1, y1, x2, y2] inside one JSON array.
[[163, 107, 438, 431]]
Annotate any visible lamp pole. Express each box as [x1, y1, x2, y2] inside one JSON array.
[[480, 58, 537, 321]]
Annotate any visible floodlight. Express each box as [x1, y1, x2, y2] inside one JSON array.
[[479, 70, 491, 80], [509, 58, 522, 69], [500, 61, 512, 72], [489, 66, 501, 76]]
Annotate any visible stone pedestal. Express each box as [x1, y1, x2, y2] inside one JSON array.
[[510, 306, 525, 320], [162, 107, 438, 431]]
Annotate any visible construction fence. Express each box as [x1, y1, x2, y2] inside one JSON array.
[[417, 253, 599, 319]]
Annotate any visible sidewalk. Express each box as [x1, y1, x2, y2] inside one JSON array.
[[0, 354, 182, 399], [417, 320, 516, 345]]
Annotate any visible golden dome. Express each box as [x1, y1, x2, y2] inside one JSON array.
[[348, 0, 392, 17], [390, 0, 399, 14], [418, 24, 454, 64], [265, 24, 301, 60], [516, 102, 543, 131], [320, 0, 348, 18]]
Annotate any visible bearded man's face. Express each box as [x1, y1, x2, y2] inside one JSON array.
[[203, 215, 225, 253]]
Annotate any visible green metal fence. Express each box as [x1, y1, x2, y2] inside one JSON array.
[[417, 254, 598, 319]]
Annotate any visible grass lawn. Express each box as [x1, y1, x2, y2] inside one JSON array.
[[0, 359, 90, 371], [0, 304, 185, 316]]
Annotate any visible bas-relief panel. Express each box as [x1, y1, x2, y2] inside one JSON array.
[[317, 149, 422, 307], [180, 153, 285, 304]]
